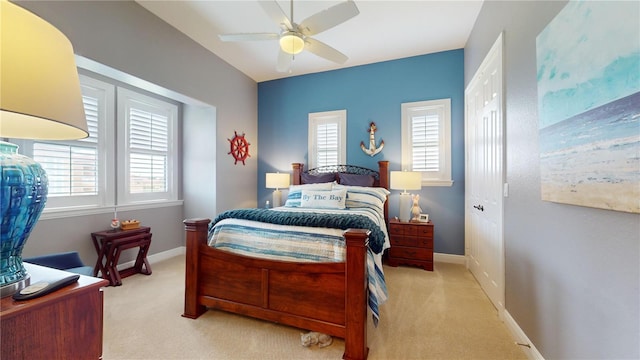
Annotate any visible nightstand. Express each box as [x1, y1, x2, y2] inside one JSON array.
[[1, 264, 108, 359], [387, 218, 434, 271]]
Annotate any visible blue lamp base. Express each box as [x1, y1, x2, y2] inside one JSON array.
[[0, 141, 48, 297]]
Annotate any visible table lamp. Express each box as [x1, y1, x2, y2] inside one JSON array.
[[390, 171, 422, 222], [1, 1, 88, 297], [265, 173, 290, 208]]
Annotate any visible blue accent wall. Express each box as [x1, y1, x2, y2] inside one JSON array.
[[258, 49, 465, 255]]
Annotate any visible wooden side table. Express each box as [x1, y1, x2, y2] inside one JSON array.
[[92, 227, 152, 286], [1, 264, 108, 359], [387, 218, 434, 271]]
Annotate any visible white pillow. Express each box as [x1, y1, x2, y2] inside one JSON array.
[[284, 182, 334, 207], [300, 189, 347, 209], [332, 184, 390, 217]]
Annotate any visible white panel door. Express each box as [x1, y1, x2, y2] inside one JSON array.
[[465, 33, 505, 314]]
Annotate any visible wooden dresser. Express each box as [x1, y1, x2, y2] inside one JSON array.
[[1, 263, 108, 359], [387, 218, 434, 271]]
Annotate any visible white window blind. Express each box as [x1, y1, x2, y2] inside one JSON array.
[[401, 99, 453, 186], [128, 108, 169, 193], [411, 114, 440, 172], [308, 109, 346, 169], [118, 87, 178, 203], [316, 122, 339, 167], [33, 95, 99, 197]]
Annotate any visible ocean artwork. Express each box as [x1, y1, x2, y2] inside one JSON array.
[[536, 0, 639, 213]]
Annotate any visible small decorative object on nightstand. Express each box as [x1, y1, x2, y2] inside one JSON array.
[[387, 218, 434, 271]]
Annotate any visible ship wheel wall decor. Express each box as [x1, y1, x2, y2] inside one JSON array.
[[227, 131, 251, 165]]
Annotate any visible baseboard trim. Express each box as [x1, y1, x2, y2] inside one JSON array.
[[503, 309, 544, 360], [116, 246, 185, 271], [434, 252, 466, 264]]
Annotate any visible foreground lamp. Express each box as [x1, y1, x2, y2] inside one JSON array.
[[266, 173, 290, 208], [390, 171, 422, 222], [279, 32, 305, 55], [0, 1, 88, 297]]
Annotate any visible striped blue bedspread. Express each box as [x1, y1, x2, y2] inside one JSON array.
[[207, 207, 389, 325]]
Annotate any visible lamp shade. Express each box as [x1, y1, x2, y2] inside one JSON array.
[[0, 1, 88, 297], [0, 1, 88, 140], [279, 32, 304, 55], [266, 173, 290, 189], [390, 171, 422, 192]]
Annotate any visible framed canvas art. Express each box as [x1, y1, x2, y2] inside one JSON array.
[[536, 0, 640, 213]]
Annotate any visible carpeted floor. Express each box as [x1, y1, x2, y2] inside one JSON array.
[[102, 255, 526, 359]]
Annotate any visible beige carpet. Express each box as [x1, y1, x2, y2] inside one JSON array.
[[102, 256, 526, 359]]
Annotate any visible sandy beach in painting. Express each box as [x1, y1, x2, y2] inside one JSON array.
[[541, 135, 639, 213]]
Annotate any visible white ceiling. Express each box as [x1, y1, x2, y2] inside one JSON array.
[[136, 1, 484, 83]]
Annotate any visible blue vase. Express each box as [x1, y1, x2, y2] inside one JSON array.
[[0, 141, 48, 295]]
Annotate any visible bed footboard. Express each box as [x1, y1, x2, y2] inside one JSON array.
[[182, 218, 370, 360]]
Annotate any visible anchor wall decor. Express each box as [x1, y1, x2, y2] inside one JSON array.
[[360, 122, 384, 157]]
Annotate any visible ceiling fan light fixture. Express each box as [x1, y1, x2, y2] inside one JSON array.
[[279, 32, 304, 55]]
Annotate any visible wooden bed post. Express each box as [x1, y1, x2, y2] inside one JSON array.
[[182, 218, 210, 319], [343, 229, 370, 360], [292, 163, 303, 185]]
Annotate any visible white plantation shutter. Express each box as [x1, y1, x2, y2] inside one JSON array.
[[33, 95, 99, 197], [411, 114, 440, 172], [316, 122, 339, 167], [401, 99, 453, 186], [308, 110, 346, 169], [27, 76, 114, 209], [118, 88, 178, 203], [128, 108, 168, 193]]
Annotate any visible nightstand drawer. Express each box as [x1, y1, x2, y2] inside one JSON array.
[[389, 223, 405, 235], [417, 225, 433, 238], [389, 223, 421, 236], [388, 246, 433, 261], [390, 235, 418, 247], [418, 237, 433, 249]]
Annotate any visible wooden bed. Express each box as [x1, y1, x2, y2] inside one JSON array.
[[182, 160, 389, 360]]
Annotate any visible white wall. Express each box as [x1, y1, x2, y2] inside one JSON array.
[[465, 1, 639, 358]]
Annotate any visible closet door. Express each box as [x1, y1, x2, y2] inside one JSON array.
[[465, 33, 505, 314]]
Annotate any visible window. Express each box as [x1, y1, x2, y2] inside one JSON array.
[[117, 88, 178, 204], [401, 99, 453, 186], [14, 73, 179, 216], [25, 75, 113, 209], [308, 110, 347, 169]]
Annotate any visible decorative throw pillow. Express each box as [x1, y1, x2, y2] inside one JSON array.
[[284, 182, 334, 207], [302, 172, 337, 184], [300, 189, 347, 209], [333, 184, 390, 217], [338, 173, 375, 187]]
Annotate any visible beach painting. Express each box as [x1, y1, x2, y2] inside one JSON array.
[[536, 0, 640, 213]]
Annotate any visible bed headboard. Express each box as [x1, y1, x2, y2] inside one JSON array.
[[292, 161, 390, 221]]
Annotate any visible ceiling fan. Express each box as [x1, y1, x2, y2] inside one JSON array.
[[219, 0, 360, 72]]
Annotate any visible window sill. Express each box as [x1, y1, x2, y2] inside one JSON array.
[[421, 180, 454, 187], [39, 200, 183, 220]]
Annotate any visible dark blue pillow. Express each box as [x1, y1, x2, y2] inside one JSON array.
[[301, 172, 336, 184], [339, 173, 375, 187]]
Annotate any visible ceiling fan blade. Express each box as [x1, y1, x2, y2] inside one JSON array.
[[219, 33, 279, 42], [276, 49, 293, 73], [298, 0, 360, 36], [305, 37, 348, 64], [259, 1, 292, 30]]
